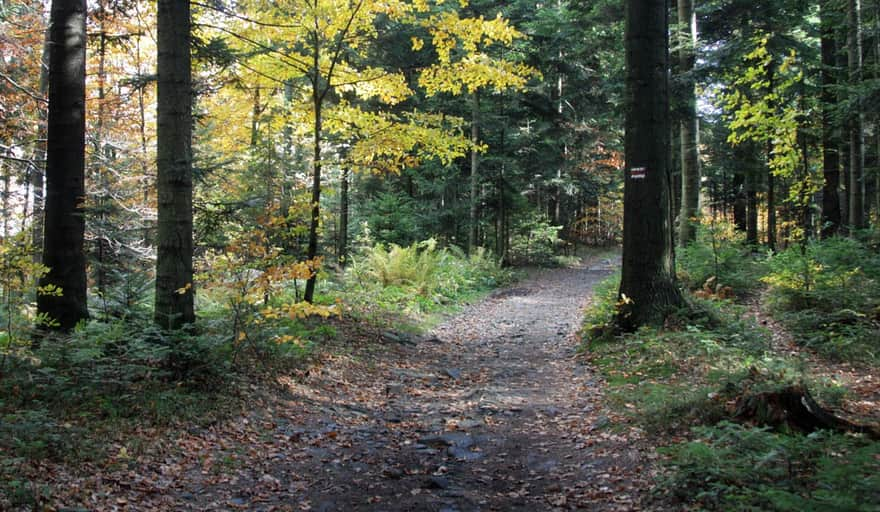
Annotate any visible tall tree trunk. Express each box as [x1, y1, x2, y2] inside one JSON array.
[[618, 0, 683, 330], [767, 139, 777, 250], [746, 163, 759, 246], [678, 0, 700, 247], [155, 0, 195, 329], [281, 79, 294, 220], [38, 0, 89, 331], [338, 167, 349, 266], [31, 29, 50, 263], [821, 3, 842, 237], [135, 13, 151, 246], [765, 62, 777, 250], [849, 0, 866, 229], [468, 92, 480, 253], [94, 4, 109, 309], [303, 90, 322, 303], [733, 166, 747, 231]]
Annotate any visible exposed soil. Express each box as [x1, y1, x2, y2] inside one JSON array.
[[36, 255, 658, 511]]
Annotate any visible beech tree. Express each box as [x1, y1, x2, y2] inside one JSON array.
[[37, 0, 89, 331], [617, 0, 683, 330], [154, 0, 195, 329]]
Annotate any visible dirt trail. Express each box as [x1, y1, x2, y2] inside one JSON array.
[[49, 256, 654, 511], [256, 255, 651, 512]]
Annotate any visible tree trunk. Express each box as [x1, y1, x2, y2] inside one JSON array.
[[849, 0, 866, 230], [281, 79, 294, 220], [155, 0, 195, 329], [733, 166, 748, 231], [821, 3, 842, 237], [765, 62, 777, 250], [767, 139, 777, 250], [31, 28, 50, 263], [747, 163, 759, 246], [37, 0, 89, 331], [469, 92, 480, 254], [338, 167, 349, 266], [678, 0, 700, 247], [303, 91, 322, 303], [135, 16, 151, 246], [618, 0, 683, 331]]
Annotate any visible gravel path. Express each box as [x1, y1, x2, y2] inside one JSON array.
[[268, 255, 651, 511], [48, 255, 654, 511]]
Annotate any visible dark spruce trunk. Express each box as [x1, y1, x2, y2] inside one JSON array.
[[155, 0, 195, 329], [337, 167, 349, 266], [617, 0, 683, 331], [765, 62, 777, 250], [821, 4, 842, 237], [848, 0, 866, 229], [37, 0, 89, 331], [746, 162, 759, 247], [303, 87, 322, 303]]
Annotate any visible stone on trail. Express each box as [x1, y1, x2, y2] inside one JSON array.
[[442, 368, 462, 380]]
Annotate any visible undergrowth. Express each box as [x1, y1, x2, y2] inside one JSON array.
[[341, 239, 514, 327], [582, 271, 878, 510], [763, 236, 880, 364]]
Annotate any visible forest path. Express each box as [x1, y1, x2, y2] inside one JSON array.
[[149, 254, 651, 511]]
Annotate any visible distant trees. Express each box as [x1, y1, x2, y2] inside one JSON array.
[[37, 0, 89, 331]]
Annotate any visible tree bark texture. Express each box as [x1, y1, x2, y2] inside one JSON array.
[[678, 0, 700, 247], [469, 92, 480, 254], [338, 167, 349, 266], [618, 0, 683, 330], [848, 0, 866, 229], [37, 0, 89, 331], [303, 92, 322, 303], [154, 0, 195, 329], [821, 4, 842, 237]]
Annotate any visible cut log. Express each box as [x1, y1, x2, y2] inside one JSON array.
[[734, 384, 880, 439]]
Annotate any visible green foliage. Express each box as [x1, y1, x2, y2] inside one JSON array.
[[678, 218, 768, 294], [359, 192, 424, 247], [660, 422, 880, 511], [763, 237, 880, 363], [345, 238, 512, 317], [0, 233, 53, 353], [508, 213, 566, 265], [584, 268, 879, 512]]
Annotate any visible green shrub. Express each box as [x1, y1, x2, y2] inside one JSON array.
[[508, 213, 566, 265], [659, 422, 880, 511], [345, 239, 512, 317], [763, 237, 880, 362], [678, 218, 767, 294]]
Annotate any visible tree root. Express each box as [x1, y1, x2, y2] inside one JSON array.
[[734, 384, 880, 440]]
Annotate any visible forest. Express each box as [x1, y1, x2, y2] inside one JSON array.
[[0, 0, 878, 509]]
